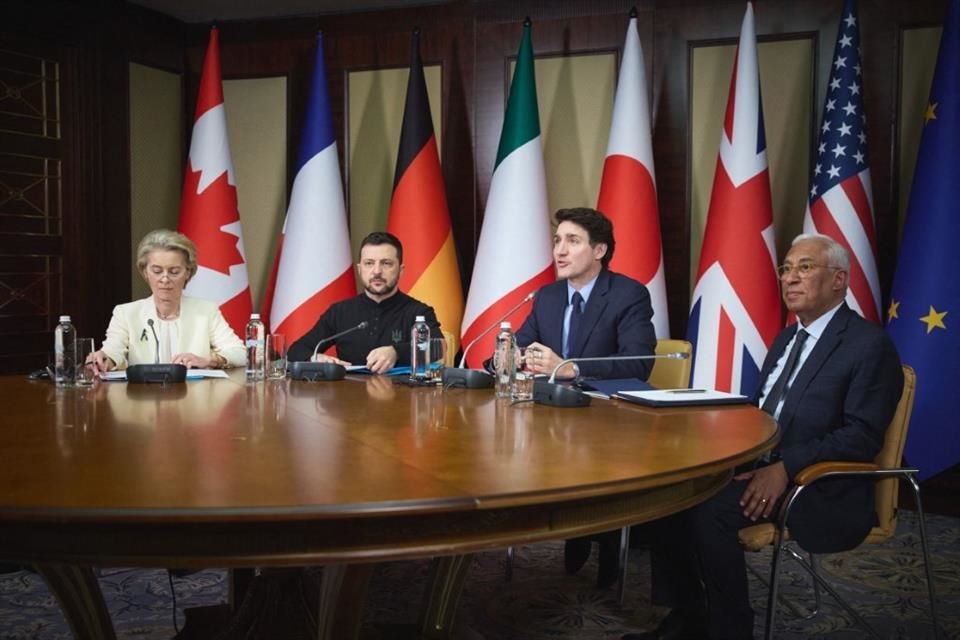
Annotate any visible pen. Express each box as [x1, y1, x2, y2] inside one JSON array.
[[667, 389, 707, 394]]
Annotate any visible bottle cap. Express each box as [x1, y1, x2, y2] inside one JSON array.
[[500, 321, 512, 329], [250, 313, 261, 320], [415, 315, 425, 322], [59, 315, 71, 322]]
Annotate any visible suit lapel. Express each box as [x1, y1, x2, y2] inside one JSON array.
[[752, 327, 794, 405], [570, 271, 610, 358], [776, 306, 850, 431]]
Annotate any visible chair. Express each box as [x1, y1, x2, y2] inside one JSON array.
[[738, 365, 940, 639], [615, 339, 692, 602], [441, 329, 457, 367]]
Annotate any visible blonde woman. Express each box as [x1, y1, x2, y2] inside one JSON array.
[[87, 229, 245, 373]]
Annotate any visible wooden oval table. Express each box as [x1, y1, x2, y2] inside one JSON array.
[[0, 372, 778, 639]]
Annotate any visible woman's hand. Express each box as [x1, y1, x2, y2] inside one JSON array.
[[172, 352, 223, 369], [86, 350, 115, 375]]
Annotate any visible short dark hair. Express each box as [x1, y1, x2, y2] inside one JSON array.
[[359, 231, 403, 263], [554, 208, 615, 268]]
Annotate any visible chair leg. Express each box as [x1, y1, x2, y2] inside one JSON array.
[[617, 526, 629, 604], [763, 530, 787, 640], [504, 546, 514, 582], [783, 547, 822, 620], [907, 475, 941, 639], [787, 550, 882, 639], [747, 558, 818, 621]]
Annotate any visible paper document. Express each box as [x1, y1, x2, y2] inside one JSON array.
[[615, 388, 749, 407]]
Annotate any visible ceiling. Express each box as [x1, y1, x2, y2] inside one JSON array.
[[127, 0, 450, 23]]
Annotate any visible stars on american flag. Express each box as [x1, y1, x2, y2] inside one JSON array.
[[809, 12, 869, 204]]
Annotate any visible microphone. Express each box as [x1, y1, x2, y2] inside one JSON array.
[[534, 352, 691, 408], [147, 318, 160, 364], [311, 320, 369, 360], [442, 291, 536, 389], [288, 320, 370, 382], [127, 318, 188, 384]]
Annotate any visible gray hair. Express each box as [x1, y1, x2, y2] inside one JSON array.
[[136, 229, 198, 283], [791, 233, 850, 271]]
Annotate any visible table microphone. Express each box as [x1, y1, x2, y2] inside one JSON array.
[[441, 291, 536, 389], [126, 318, 187, 384], [534, 352, 690, 408], [288, 320, 370, 381]]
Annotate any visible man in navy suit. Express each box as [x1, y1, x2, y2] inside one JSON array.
[[517, 207, 657, 588], [516, 207, 656, 380], [626, 233, 903, 640]]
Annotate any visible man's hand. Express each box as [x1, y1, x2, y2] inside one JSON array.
[[366, 346, 398, 374], [310, 353, 351, 366], [735, 461, 789, 521], [524, 342, 576, 379]]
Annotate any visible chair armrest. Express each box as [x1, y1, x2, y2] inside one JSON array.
[[794, 462, 878, 485]]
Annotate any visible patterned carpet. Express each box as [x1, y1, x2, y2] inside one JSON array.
[[1, 510, 956, 639]]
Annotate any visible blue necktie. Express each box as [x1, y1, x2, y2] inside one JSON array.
[[565, 292, 584, 359]]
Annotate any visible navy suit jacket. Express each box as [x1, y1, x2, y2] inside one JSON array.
[[515, 269, 656, 380], [753, 303, 903, 552]]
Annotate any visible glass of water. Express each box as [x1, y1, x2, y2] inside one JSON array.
[[266, 334, 287, 380]]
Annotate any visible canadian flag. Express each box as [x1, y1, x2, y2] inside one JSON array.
[[177, 27, 252, 337]]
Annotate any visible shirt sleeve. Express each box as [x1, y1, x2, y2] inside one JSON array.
[[209, 309, 246, 368], [100, 304, 131, 369]]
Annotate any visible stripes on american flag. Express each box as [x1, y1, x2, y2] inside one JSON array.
[[802, 0, 881, 323]]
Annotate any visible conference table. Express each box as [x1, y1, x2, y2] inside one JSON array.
[[0, 371, 778, 639]]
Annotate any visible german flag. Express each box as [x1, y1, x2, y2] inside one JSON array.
[[387, 30, 463, 355]]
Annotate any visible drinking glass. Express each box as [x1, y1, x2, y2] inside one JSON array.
[[511, 347, 535, 402], [74, 338, 96, 386], [428, 337, 447, 381], [266, 334, 287, 380]]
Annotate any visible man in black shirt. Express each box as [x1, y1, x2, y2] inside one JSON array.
[[288, 232, 441, 373]]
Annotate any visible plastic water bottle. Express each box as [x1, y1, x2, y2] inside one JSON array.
[[54, 315, 76, 387], [245, 313, 265, 381], [494, 322, 516, 399], [410, 315, 431, 381]]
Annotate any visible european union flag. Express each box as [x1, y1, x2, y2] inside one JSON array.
[[887, 0, 960, 480]]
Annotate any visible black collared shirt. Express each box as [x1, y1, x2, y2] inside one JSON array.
[[288, 292, 441, 366]]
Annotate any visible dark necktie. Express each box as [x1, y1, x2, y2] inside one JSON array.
[[760, 329, 809, 416], [565, 292, 584, 358]]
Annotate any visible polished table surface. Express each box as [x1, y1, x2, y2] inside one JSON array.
[[0, 371, 778, 637]]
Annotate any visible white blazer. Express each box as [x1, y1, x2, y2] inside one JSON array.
[[100, 296, 246, 369]]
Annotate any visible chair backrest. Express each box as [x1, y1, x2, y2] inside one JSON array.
[[647, 339, 693, 389], [872, 365, 916, 537], [441, 329, 457, 367]]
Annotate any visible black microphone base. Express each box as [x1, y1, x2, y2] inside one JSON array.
[[126, 364, 187, 384], [287, 361, 346, 381], [441, 368, 494, 389], [534, 380, 591, 408]]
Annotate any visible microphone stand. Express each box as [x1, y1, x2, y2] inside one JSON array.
[[289, 321, 370, 381], [535, 352, 690, 408], [442, 292, 536, 389]]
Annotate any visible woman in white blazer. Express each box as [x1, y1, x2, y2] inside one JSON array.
[[87, 229, 246, 372]]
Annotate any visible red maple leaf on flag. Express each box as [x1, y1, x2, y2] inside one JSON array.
[[178, 164, 245, 275]]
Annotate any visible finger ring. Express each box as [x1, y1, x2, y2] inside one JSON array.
[[760, 498, 768, 503]]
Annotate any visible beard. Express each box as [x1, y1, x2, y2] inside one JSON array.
[[364, 276, 399, 298]]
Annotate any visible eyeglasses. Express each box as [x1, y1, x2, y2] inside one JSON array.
[[776, 262, 840, 279]]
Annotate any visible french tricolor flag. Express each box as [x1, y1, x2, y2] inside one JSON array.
[[687, 2, 781, 394], [261, 33, 356, 342]]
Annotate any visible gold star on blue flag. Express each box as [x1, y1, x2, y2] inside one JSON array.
[[887, 0, 960, 480]]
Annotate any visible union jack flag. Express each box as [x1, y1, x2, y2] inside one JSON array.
[[802, 0, 881, 322], [687, 2, 781, 394]]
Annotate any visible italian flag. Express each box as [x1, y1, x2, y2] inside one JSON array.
[[461, 19, 554, 367]]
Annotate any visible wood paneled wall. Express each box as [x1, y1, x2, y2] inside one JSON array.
[[0, 0, 949, 372]]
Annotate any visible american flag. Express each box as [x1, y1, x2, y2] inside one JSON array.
[[803, 0, 881, 322]]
